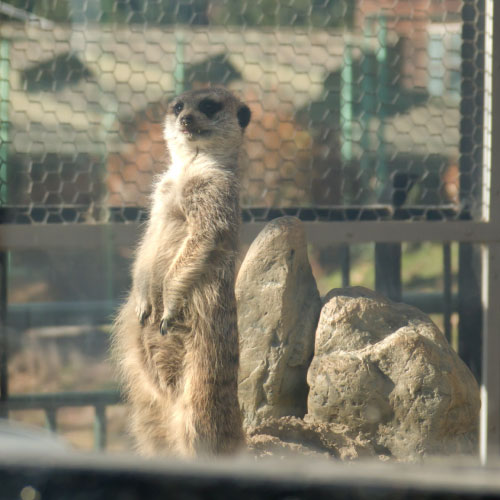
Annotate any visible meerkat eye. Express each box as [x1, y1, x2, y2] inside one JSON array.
[[198, 98, 223, 118], [173, 102, 184, 117]]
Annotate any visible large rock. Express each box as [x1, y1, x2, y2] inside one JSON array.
[[237, 217, 321, 427], [306, 286, 480, 461]]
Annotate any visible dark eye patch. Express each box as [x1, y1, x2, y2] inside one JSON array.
[[198, 98, 223, 118], [173, 101, 184, 116], [237, 105, 251, 129]]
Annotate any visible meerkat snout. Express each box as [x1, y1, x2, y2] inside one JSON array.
[[179, 113, 202, 138], [180, 114, 194, 129]]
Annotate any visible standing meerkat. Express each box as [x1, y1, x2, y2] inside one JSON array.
[[113, 87, 251, 457]]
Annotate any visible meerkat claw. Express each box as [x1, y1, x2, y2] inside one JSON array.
[[160, 318, 168, 336], [160, 312, 176, 335], [139, 311, 148, 326], [136, 303, 152, 326]]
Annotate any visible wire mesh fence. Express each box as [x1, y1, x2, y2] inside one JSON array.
[[0, 0, 482, 224]]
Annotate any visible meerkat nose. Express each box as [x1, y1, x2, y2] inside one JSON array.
[[180, 114, 194, 128]]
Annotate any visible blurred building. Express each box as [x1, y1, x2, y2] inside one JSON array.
[[1, 13, 462, 217]]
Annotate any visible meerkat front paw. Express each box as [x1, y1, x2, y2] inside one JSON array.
[[159, 309, 175, 336], [136, 298, 152, 326]]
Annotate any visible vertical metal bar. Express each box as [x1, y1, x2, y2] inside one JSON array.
[[458, 243, 482, 379], [94, 405, 107, 451], [0, 252, 7, 419], [376, 14, 388, 200], [0, 42, 9, 414], [360, 20, 374, 186], [480, 0, 500, 464], [375, 243, 401, 302], [45, 408, 57, 432], [0, 38, 9, 205], [100, 106, 117, 299], [480, 243, 500, 463], [0, 41, 11, 418], [340, 244, 350, 288], [443, 243, 452, 343], [460, 0, 485, 218], [458, 0, 485, 382], [0, 36, 8, 410], [340, 39, 353, 166], [174, 31, 185, 95]]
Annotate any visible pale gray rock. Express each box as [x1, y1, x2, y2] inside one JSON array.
[[306, 286, 480, 461], [237, 217, 321, 427]]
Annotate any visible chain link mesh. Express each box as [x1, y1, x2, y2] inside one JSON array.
[[0, 0, 483, 223]]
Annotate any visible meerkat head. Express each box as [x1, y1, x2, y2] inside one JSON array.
[[164, 87, 251, 162]]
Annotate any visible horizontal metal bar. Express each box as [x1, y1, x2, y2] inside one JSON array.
[[6, 292, 458, 330], [0, 221, 499, 249], [0, 390, 122, 411], [7, 300, 119, 328], [0, 224, 142, 250], [247, 221, 500, 245]]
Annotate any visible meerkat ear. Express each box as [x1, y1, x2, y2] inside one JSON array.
[[237, 105, 251, 129]]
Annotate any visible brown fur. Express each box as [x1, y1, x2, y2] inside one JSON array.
[[112, 88, 251, 457]]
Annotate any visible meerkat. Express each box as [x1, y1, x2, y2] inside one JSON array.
[[112, 87, 251, 457]]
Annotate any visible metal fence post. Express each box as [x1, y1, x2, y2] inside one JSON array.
[[480, 0, 500, 463], [0, 252, 7, 419], [376, 13, 388, 199], [375, 243, 402, 302], [340, 39, 353, 167], [175, 30, 185, 95], [340, 245, 350, 288], [94, 404, 107, 451], [443, 243, 452, 343], [0, 36, 9, 420], [458, 0, 485, 381], [458, 243, 482, 380], [0, 38, 9, 206], [45, 408, 57, 432]]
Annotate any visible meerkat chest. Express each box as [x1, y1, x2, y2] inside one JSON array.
[[150, 176, 182, 221], [165, 187, 186, 224], [153, 160, 221, 227]]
